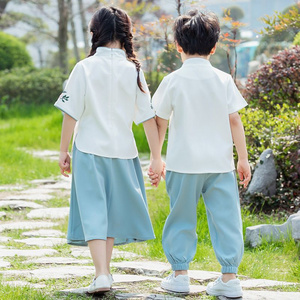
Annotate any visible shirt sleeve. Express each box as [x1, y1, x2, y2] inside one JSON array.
[[133, 69, 155, 125], [227, 76, 248, 114], [54, 62, 86, 121], [152, 76, 172, 120]]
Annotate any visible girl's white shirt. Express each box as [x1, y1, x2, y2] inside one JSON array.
[[55, 47, 155, 159], [153, 58, 248, 174]]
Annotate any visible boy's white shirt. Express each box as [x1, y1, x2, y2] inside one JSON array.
[[153, 57, 248, 174], [54, 47, 155, 159]]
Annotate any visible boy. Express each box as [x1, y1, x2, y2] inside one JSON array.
[[150, 9, 251, 297]]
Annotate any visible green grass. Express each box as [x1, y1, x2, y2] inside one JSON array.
[[1, 104, 300, 299]]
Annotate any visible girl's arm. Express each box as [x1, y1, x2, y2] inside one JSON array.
[[143, 118, 163, 185], [229, 112, 251, 188], [59, 113, 77, 177]]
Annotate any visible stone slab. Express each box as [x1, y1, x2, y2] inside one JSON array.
[[0, 212, 6, 218], [3, 280, 46, 289], [30, 179, 57, 185], [0, 236, 11, 242], [111, 261, 170, 276], [240, 278, 297, 288], [25, 256, 91, 265], [0, 221, 58, 232], [0, 248, 58, 257], [0, 185, 25, 191], [1, 266, 94, 279], [40, 182, 71, 190], [21, 188, 54, 195], [117, 294, 183, 300], [22, 229, 65, 238], [27, 207, 69, 219], [0, 259, 11, 267], [15, 237, 66, 247], [112, 274, 161, 283], [155, 285, 206, 295], [0, 200, 44, 210], [188, 270, 221, 282], [238, 290, 300, 300], [71, 247, 139, 259], [2, 194, 54, 201]]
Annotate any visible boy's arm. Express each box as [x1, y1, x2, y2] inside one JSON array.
[[59, 113, 76, 177], [148, 116, 168, 185], [229, 112, 251, 188], [143, 118, 163, 185]]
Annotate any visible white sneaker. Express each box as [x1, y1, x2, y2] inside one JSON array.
[[161, 272, 190, 293], [206, 276, 243, 298], [87, 274, 111, 293]]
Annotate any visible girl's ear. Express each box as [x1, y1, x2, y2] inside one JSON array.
[[175, 41, 183, 53]]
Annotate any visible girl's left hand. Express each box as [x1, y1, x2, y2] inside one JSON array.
[[59, 151, 71, 177], [148, 161, 165, 187]]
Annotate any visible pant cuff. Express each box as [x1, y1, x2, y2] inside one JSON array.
[[172, 263, 189, 271], [221, 266, 238, 274]]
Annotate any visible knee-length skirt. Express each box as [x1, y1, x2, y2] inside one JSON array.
[[67, 143, 155, 246]]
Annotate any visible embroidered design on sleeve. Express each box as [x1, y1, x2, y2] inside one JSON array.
[[59, 91, 70, 103]]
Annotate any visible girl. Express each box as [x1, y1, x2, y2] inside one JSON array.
[[55, 6, 163, 293]]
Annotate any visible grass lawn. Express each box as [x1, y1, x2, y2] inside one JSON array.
[[0, 105, 299, 299]]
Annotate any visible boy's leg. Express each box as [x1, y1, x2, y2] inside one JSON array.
[[202, 171, 244, 275], [162, 171, 203, 272]]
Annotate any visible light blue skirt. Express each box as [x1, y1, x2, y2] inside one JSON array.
[[67, 143, 155, 246]]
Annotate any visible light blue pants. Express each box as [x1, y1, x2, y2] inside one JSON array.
[[162, 171, 244, 274]]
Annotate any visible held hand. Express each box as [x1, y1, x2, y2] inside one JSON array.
[[148, 159, 164, 187], [237, 159, 251, 188], [59, 151, 71, 177], [148, 161, 165, 187]]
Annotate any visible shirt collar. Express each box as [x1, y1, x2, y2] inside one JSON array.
[[183, 57, 212, 67], [95, 47, 126, 58]]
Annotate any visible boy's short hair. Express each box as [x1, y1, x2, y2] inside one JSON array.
[[173, 10, 220, 56]]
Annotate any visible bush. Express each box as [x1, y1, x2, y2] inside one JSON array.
[[0, 67, 67, 109], [244, 46, 300, 112], [239, 105, 300, 213], [294, 32, 300, 45], [0, 32, 32, 70]]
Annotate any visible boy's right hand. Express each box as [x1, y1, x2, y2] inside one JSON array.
[[237, 159, 251, 188], [59, 151, 71, 177]]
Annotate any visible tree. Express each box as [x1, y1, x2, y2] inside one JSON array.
[[222, 6, 244, 21]]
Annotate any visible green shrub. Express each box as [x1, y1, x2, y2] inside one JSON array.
[[0, 67, 67, 108], [294, 31, 300, 45], [244, 46, 300, 112], [239, 105, 300, 213], [0, 32, 32, 70]]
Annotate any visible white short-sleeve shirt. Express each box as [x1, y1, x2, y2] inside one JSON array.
[[54, 47, 155, 159], [153, 58, 248, 174]]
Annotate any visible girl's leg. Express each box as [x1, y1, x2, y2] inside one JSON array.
[[88, 239, 110, 277], [106, 237, 114, 272]]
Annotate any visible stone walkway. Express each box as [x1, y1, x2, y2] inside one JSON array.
[[0, 152, 299, 299]]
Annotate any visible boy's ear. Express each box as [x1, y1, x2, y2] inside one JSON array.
[[210, 45, 217, 55], [175, 41, 183, 53]]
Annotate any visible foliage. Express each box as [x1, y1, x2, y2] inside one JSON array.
[[244, 46, 300, 112], [0, 32, 32, 71], [261, 4, 300, 34], [0, 67, 67, 107], [222, 6, 245, 21], [294, 31, 300, 45], [219, 10, 246, 81], [239, 105, 300, 213]]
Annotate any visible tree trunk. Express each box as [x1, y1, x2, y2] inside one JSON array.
[[57, 0, 69, 74], [68, 0, 80, 62], [77, 0, 89, 55], [0, 0, 10, 17]]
